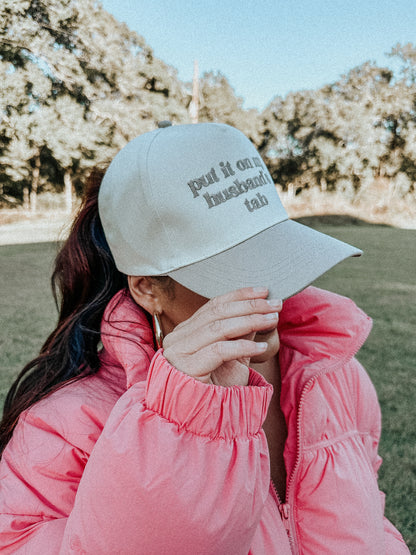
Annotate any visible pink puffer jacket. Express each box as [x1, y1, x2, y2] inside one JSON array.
[[0, 287, 409, 554]]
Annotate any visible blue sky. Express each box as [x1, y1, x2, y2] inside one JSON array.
[[99, 0, 416, 110]]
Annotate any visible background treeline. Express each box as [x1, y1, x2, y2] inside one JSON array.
[[1, 0, 416, 213]]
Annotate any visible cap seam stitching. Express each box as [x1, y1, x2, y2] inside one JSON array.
[[144, 128, 176, 265], [123, 131, 165, 263]]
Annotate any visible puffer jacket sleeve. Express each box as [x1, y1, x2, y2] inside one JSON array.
[[356, 359, 410, 554], [370, 452, 410, 553], [0, 408, 84, 554], [0, 351, 273, 555]]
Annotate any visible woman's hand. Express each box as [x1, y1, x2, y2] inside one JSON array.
[[162, 287, 282, 386]]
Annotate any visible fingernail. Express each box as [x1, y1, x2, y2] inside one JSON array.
[[267, 299, 283, 309], [264, 312, 279, 320], [256, 342, 268, 351]]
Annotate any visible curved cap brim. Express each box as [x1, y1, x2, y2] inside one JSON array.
[[167, 219, 362, 300]]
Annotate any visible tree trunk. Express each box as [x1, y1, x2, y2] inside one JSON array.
[[64, 169, 73, 214], [30, 154, 41, 213], [23, 185, 30, 211]]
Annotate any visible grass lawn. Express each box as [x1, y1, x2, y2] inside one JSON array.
[[0, 223, 415, 550]]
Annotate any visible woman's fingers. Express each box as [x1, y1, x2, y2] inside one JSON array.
[[166, 339, 269, 381], [162, 287, 282, 384], [164, 287, 282, 348], [209, 286, 270, 305], [169, 311, 279, 353], [172, 287, 271, 330], [198, 287, 282, 321]]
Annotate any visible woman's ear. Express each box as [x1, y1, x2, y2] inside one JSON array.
[[127, 276, 162, 315]]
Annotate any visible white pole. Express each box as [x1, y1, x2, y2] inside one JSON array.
[[189, 60, 199, 124]]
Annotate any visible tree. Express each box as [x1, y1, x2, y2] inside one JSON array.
[[198, 71, 260, 143], [1, 0, 190, 207], [386, 43, 416, 192], [0, 56, 52, 209], [261, 58, 416, 201]]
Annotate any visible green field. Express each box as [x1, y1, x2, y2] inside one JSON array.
[[0, 223, 415, 550]]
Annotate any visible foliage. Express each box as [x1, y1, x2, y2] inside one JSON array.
[[0, 0, 189, 209], [260, 59, 416, 198], [1, 1, 416, 209], [198, 71, 261, 142]]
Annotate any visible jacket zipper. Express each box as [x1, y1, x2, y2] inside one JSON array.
[[270, 479, 293, 550], [269, 373, 314, 555], [271, 322, 371, 555]]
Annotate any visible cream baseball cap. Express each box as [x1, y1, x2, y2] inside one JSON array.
[[98, 122, 361, 299]]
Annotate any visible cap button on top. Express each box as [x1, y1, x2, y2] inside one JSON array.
[[157, 120, 172, 128]]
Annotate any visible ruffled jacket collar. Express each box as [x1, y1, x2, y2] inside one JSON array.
[[99, 286, 372, 395]]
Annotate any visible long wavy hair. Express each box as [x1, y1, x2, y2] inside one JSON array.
[[0, 169, 129, 456]]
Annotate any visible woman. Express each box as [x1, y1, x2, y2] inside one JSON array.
[[0, 123, 410, 553]]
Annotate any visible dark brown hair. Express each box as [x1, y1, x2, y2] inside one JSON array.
[[0, 169, 128, 455]]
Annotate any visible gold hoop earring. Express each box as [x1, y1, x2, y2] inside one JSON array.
[[152, 312, 164, 349]]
